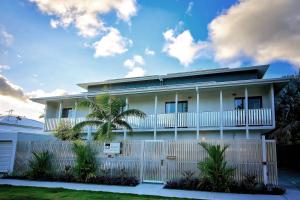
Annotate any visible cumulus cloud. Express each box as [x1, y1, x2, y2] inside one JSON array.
[[123, 55, 146, 78], [30, 0, 137, 38], [125, 67, 146, 78], [0, 27, 13, 46], [27, 89, 68, 98], [0, 75, 27, 101], [144, 48, 155, 56], [93, 28, 132, 57], [0, 75, 69, 120], [162, 29, 208, 66], [209, 0, 300, 66]]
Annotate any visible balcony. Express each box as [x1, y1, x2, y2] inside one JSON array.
[[44, 108, 273, 132]]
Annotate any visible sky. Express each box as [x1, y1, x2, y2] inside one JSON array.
[[0, 0, 299, 120]]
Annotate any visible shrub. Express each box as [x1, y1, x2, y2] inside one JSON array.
[[198, 142, 235, 192], [54, 121, 82, 141], [28, 151, 52, 179], [73, 142, 97, 182]]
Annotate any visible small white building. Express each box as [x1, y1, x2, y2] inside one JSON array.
[[0, 115, 54, 173]]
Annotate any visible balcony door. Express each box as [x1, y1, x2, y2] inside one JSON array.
[[165, 101, 188, 128]]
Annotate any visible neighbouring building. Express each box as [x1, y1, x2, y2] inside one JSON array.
[[31, 65, 289, 140]]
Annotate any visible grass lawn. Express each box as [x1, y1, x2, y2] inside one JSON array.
[[0, 185, 187, 200]]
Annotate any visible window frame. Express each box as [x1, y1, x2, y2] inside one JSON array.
[[234, 96, 263, 109], [165, 101, 188, 113]]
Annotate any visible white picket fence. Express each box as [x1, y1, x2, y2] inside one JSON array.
[[13, 139, 278, 184], [45, 108, 272, 131]]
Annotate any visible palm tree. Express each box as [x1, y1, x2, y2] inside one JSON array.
[[73, 94, 146, 141]]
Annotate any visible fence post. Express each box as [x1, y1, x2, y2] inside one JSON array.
[[262, 135, 268, 185]]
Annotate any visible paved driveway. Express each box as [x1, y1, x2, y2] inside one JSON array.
[[278, 169, 300, 190]]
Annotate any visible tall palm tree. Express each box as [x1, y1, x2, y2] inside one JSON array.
[[73, 94, 146, 141]]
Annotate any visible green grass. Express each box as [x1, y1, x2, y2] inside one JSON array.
[[0, 185, 187, 200]]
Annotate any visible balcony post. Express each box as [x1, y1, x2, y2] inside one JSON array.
[[58, 100, 63, 118], [87, 104, 92, 141], [245, 87, 249, 139], [270, 84, 275, 127], [154, 95, 158, 140], [196, 87, 200, 140], [74, 100, 78, 123], [219, 90, 223, 139], [124, 97, 129, 140], [175, 93, 178, 140]]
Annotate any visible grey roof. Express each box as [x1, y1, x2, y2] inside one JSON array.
[[77, 65, 269, 89]]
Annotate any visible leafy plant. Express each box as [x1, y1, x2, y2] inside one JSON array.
[[73, 94, 146, 141], [198, 142, 235, 192], [54, 120, 82, 141], [73, 142, 97, 182], [28, 151, 52, 179], [239, 174, 257, 193]]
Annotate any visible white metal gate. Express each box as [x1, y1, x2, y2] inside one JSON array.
[[142, 140, 165, 183]]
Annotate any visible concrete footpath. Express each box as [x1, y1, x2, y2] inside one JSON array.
[[0, 179, 299, 200]]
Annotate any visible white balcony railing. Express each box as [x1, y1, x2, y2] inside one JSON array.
[[44, 108, 273, 131]]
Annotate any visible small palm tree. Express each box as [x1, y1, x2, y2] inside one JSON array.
[[198, 142, 235, 192], [73, 94, 146, 141]]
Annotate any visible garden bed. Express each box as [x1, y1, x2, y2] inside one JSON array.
[[164, 177, 285, 195], [3, 174, 139, 187]]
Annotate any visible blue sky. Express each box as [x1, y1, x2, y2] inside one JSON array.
[[0, 0, 299, 119]]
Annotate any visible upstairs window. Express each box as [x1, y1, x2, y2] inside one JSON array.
[[234, 96, 262, 109], [61, 108, 72, 118], [165, 101, 188, 113]]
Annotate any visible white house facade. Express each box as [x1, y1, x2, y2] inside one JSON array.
[[32, 65, 289, 141]]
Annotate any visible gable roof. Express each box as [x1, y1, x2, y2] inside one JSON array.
[[77, 65, 269, 89]]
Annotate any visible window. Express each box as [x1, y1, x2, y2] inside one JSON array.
[[165, 101, 188, 113], [234, 97, 262, 109], [61, 108, 72, 118]]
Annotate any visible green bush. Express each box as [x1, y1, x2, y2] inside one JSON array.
[[54, 121, 82, 141], [28, 151, 52, 179], [198, 142, 235, 192], [73, 142, 97, 182]]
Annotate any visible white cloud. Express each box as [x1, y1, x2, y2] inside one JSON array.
[[125, 67, 146, 78], [30, 0, 137, 38], [0, 74, 69, 120], [27, 89, 68, 98], [123, 54, 146, 78], [144, 48, 155, 56], [185, 1, 194, 15], [0, 96, 44, 121], [93, 28, 132, 57], [0, 64, 10, 72], [209, 0, 300, 66], [162, 29, 208, 66], [0, 75, 27, 101], [0, 28, 13, 46], [124, 55, 145, 69]]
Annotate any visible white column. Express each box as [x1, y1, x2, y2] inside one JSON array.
[[219, 90, 223, 139], [58, 101, 63, 118], [74, 100, 78, 124], [124, 97, 129, 140], [154, 95, 158, 140], [270, 84, 275, 127], [196, 87, 200, 140], [175, 93, 178, 140], [262, 135, 269, 185], [87, 104, 92, 141], [245, 87, 249, 139]]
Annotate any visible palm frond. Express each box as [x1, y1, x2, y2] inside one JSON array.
[[117, 109, 146, 119], [114, 119, 133, 132], [73, 120, 103, 131]]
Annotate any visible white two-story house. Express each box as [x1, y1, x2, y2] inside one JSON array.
[[32, 65, 289, 141]]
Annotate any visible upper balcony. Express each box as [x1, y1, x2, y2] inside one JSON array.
[[43, 84, 275, 133]]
